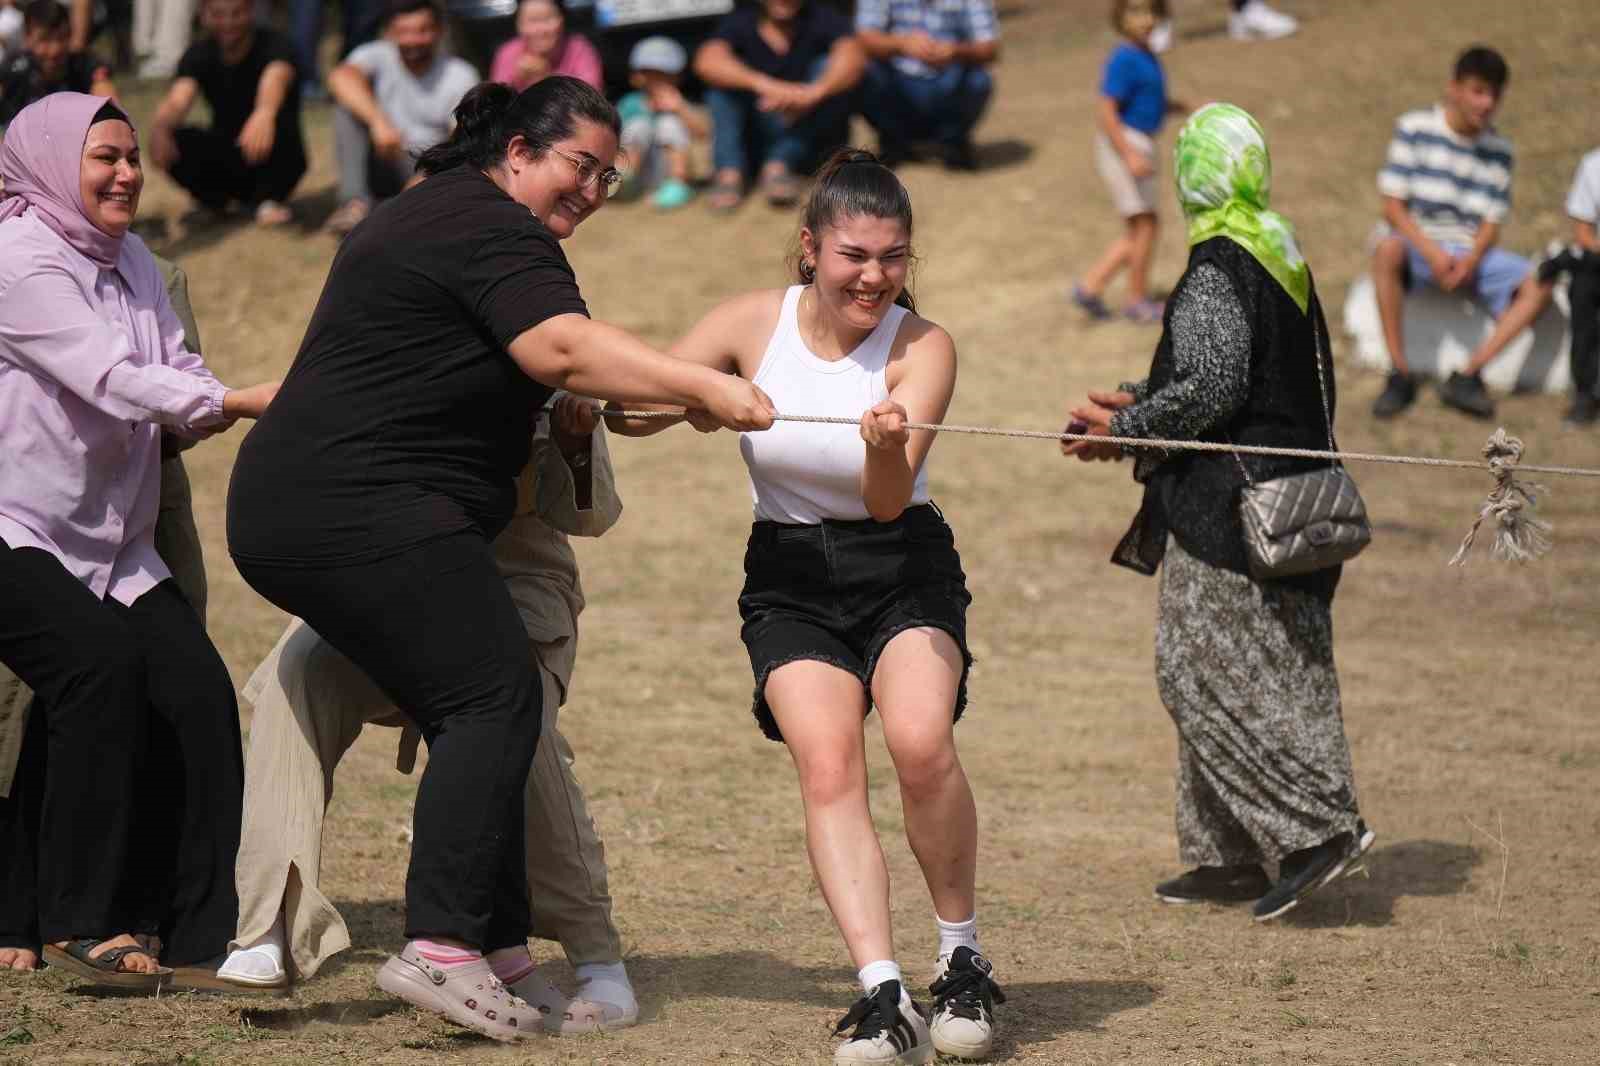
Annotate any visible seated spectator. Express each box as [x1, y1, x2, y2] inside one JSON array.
[[0, 0, 116, 135], [1, 254, 212, 976], [0, 93, 277, 991], [1370, 46, 1545, 421], [694, 0, 864, 211], [1547, 149, 1600, 427], [324, 0, 477, 236], [617, 36, 705, 211], [854, 0, 1000, 171], [489, 0, 602, 93], [147, 0, 306, 227]]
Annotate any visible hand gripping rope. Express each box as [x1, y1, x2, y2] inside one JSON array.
[[600, 412, 1600, 566]]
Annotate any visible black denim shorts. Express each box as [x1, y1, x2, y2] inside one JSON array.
[[737, 503, 973, 743]]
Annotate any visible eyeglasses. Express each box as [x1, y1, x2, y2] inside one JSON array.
[[547, 147, 623, 197]]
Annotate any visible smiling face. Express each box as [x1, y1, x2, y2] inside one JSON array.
[[388, 8, 442, 72], [516, 0, 564, 58], [801, 213, 911, 333], [79, 119, 143, 238], [24, 25, 70, 80], [502, 119, 618, 239], [1445, 74, 1502, 136], [200, 0, 254, 52]]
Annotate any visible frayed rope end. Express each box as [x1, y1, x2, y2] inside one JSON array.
[[1449, 428, 1554, 566]]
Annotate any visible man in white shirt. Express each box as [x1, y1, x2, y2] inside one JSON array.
[[324, 0, 477, 235]]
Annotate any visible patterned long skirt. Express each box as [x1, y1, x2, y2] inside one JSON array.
[[1155, 537, 1361, 867]]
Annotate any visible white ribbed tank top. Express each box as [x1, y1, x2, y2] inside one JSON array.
[[739, 286, 928, 523]]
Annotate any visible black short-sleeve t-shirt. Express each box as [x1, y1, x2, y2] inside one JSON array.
[[176, 28, 302, 145], [707, 3, 853, 83], [228, 166, 589, 566]]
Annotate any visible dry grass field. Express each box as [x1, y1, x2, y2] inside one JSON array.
[[5, 0, 1600, 1062]]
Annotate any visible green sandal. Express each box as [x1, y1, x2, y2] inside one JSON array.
[[43, 938, 171, 991]]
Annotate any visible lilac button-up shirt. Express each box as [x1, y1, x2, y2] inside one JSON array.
[[0, 213, 229, 605]]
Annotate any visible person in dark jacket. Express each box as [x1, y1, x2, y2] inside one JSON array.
[[1064, 104, 1374, 924]]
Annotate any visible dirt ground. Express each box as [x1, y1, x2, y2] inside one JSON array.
[[5, 0, 1600, 1062]]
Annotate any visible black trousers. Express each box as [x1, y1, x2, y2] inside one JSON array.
[[233, 531, 543, 950], [168, 126, 308, 209], [0, 543, 242, 965], [1570, 258, 1600, 398]]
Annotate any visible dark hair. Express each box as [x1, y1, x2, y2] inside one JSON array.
[[384, 0, 444, 25], [794, 148, 917, 313], [1453, 45, 1508, 93], [1109, 0, 1167, 35], [92, 101, 131, 126], [416, 77, 620, 177], [22, 0, 71, 34]]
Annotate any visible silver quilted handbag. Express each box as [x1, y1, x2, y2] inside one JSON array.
[[1234, 319, 1372, 579]]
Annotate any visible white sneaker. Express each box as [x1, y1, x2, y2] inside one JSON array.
[[833, 980, 932, 1065], [927, 947, 1005, 1060], [1228, 0, 1299, 40]]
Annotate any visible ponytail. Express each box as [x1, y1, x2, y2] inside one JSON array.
[[792, 148, 918, 314], [416, 76, 620, 178]]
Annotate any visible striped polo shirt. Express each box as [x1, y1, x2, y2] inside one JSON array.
[[1377, 104, 1514, 246]]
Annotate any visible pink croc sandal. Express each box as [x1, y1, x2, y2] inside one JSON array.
[[376, 943, 534, 1042]]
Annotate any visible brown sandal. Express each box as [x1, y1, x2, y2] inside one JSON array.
[[706, 172, 744, 214], [43, 938, 170, 991]]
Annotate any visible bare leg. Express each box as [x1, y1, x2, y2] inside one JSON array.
[[872, 629, 975, 924], [765, 660, 893, 969], [1373, 236, 1411, 375], [1463, 276, 1556, 376], [1124, 212, 1159, 306], [1081, 223, 1135, 296], [665, 145, 690, 183]]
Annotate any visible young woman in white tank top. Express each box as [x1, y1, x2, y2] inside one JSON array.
[[612, 150, 1003, 1066]]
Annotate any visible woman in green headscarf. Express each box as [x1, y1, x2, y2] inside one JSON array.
[[1063, 103, 1373, 923]]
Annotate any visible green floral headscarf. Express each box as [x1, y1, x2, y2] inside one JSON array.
[[1174, 103, 1310, 313]]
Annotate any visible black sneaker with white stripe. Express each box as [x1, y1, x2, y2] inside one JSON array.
[[832, 980, 932, 1065], [928, 947, 1005, 1059]]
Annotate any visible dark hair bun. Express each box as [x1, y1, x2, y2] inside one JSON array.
[[453, 82, 516, 143]]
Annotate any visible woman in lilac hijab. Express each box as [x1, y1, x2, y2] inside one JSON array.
[[0, 93, 275, 991]]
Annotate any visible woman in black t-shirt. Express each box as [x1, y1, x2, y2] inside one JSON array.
[[226, 77, 773, 1041]]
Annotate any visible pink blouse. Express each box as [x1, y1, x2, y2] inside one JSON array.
[[0, 214, 229, 605], [489, 33, 605, 92]]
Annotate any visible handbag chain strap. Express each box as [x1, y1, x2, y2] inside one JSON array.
[[1230, 293, 1336, 488]]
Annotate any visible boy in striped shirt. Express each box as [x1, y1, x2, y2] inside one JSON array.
[[1370, 45, 1553, 420]]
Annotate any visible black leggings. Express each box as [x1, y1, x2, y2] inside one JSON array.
[[233, 531, 543, 950], [0, 543, 242, 964], [1570, 259, 1600, 398]]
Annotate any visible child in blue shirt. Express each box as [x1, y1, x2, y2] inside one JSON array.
[[1073, 0, 1187, 324]]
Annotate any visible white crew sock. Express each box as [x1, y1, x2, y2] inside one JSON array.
[[858, 959, 903, 994], [935, 913, 979, 960], [575, 960, 637, 1012]]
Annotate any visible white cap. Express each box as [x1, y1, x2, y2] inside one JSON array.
[[629, 35, 687, 75]]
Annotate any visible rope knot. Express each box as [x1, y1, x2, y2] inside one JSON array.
[[1449, 428, 1553, 566]]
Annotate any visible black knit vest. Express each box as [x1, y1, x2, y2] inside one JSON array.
[[1113, 237, 1342, 600]]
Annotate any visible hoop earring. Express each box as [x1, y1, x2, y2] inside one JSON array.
[[800, 259, 815, 282]]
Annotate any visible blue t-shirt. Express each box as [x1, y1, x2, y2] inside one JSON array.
[[1100, 42, 1166, 136]]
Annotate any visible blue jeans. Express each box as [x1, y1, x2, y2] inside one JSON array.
[[860, 61, 993, 148], [706, 58, 853, 176]]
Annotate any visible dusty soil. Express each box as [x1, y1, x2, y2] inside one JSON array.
[[5, 0, 1600, 1062]]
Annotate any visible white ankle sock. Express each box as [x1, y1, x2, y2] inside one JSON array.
[[935, 913, 979, 959], [575, 960, 636, 1011], [858, 959, 903, 994]]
